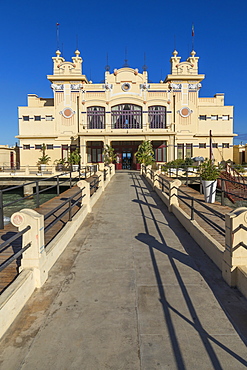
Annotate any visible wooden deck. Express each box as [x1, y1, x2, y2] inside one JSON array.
[[177, 184, 232, 247], [0, 176, 97, 294]]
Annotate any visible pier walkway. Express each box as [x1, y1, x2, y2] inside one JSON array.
[[0, 171, 247, 369]]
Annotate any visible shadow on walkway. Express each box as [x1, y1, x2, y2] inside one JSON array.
[[131, 172, 247, 369]]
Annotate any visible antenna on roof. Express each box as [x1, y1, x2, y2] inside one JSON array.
[[123, 47, 129, 67], [56, 23, 60, 50], [105, 52, 110, 71], [174, 35, 176, 50], [142, 52, 147, 71]]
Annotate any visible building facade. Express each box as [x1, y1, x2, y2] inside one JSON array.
[[0, 145, 19, 170], [17, 49, 235, 169]]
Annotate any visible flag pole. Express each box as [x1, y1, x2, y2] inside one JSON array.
[[56, 23, 60, 50], [192, 23, 195, 50]]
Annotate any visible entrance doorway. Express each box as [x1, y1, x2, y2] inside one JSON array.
[[122, 152, 132, 169], [112, 141, 142, 170]]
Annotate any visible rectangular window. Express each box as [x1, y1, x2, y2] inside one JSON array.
[[212, 143, 218, 148], [86, 141, 103, 163], [34, 115, 41, 121], [148, 106, 166, 129], [45, 115, 53, 121], [185, 144, 193, 158], [211, 115, 218, 120], [47, 144, 53, 150], [35, 144, 42, 150], [153, 141, 167, 162], [222, 115, 229, 121], [222, 143, 230, 148], [62, 145, 69, 160], [23, 144, 30, 150], [23, 116, 29, 121], [199, 115, 207, 120], [199, 143, 206, 149], [177, 144, 184, 159]]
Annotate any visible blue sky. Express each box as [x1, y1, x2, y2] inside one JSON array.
[[1, 0, 246, 146]]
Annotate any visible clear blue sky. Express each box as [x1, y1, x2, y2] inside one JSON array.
[[1, 0, 246, 146]]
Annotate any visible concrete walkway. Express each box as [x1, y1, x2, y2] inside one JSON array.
[[0, 172, 247, 369]]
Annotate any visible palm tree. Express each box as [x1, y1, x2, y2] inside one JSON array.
[[135, 140, 154, 166], [103, 145, 116, 165]]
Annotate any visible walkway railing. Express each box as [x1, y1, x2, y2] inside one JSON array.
[[0, 166, 98, 229], [44, 188, 85, 245], [143, 165, 225, 235], [0, 225, 31, 275], [150, 164, 247, 205], [141, 165, 247, 297], [0, 165, 117, 340]]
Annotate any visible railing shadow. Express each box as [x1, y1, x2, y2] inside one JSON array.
[[131, 172, 247, 367]]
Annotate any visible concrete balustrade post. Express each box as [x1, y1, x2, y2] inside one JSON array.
[[77, 180, 91, 212], [109, 164, 115, 177], [11, 209, 48, 288], [96, 171, 105, 191], [168, 179, 181, 212], [153, 171, 160, 189], [23, 183, 33, 197], [146, 165, 152, 179], [222, 207, 247, 287], [25, 165, 30, 175]]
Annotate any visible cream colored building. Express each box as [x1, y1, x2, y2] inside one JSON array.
[[233, 144, 247, 164], [17, 49, 235, 169], [0, 145, 19, 170]]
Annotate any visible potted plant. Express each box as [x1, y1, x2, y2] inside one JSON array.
[[135, 140, 155, 167], [103, 145, 116, 166], [54, 158, 67, 171], [199, 159, 220, 203], [37, 144, 51, 171], [68, 149, 81, 171]]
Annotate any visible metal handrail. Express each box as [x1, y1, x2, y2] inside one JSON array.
[[0, 243, 31, 273], [90, 175, 101, 196], [44, 189, 85, 237], [176, 187, 225, 234], [0, 225, 31, 273], [0, 166, 98, 229], [0, 225, 31, 253], [44, 188, 83, 220]]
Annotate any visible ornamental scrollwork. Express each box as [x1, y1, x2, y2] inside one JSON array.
[[51, 84, 64, 91], [71, 83, 83, 90], [169, 83, 182, 90], [188, 83, 202, 90]]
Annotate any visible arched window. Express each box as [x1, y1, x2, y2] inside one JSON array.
[[111, 104, 142, 129], [87, 106, 105, 129], [148, 106, 166, 129]]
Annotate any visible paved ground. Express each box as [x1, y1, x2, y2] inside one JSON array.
[[0, 171, 247, 369]]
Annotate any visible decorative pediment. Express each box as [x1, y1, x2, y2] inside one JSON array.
[[106, 67, 147, 85]]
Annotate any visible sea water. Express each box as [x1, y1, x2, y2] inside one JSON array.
[[3, 190, 59, 225]]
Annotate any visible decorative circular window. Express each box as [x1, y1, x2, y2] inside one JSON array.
[[122, 82, 131, 92], [179, 107, 191, 118], [62, 108, 74, 119]]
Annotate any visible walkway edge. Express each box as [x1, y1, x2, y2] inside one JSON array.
[[0, 167, 115, 340]]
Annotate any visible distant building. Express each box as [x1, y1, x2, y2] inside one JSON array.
[[233, 144, 247, 164], [17, 49, 235, 169], [0, 145, 19, 170]]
